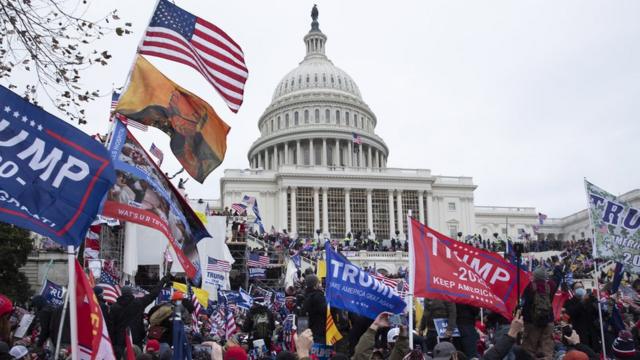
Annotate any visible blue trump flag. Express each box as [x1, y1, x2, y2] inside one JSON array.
[[325, 243, 405, 319], [0, 86, 115, 246], [41, 279, 64, 306]]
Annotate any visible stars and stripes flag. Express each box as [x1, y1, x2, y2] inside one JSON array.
[[352, 132, 362, 145], [149, 143, 164, 166], [209, 307, 225, 338], [247, 252, 269, 268], [241, 195, 256, 206], [282, 313, 296, 351], [97, 271, 121, 303], [231, 202, 247, 215], [83, 224, 101, 260], [225, 305, 237, 340], [139, 0, 248, 113], [207, 256, 231, 272], [110, 91, 120, 111], [370, 272, 409, 297]]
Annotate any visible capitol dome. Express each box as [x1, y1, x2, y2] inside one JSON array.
[[248, 6, 389, 171]]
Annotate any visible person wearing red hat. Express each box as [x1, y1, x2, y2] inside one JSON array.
[[0, 295, 12, 344]]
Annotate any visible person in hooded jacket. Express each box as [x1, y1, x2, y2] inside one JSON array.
[[302, 274, 326, 344], [109, 276, 170, 359], [564, 282, 600, 352], [242, 296, 275, 350]]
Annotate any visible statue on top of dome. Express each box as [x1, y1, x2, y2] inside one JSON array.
[[311, 5, 319, 21]]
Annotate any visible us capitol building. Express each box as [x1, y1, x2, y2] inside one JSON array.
[[219, 8, 639, 243]]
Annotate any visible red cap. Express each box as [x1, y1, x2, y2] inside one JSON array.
[[224, 346, 248, 360], [146, 339, 160, 353], [0, 295, 13, 317], [171, 291, 185, 301]]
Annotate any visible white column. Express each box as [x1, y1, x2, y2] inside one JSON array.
[[274, 145, 279, 168], [322, 187, 329, 235], [258, 153, 263, 168], [291, 187, 297, 235], [284, 142, 289, 165], [388, 190, 396, 238], [296, 140, 301, 165], [366, 188, 374, 236], [359, 144, 364, 167], [262, 150, 267, 169], [367, 146, 372, 168], [347, 141, 353, 167], [313, 187, 320, 234], [374, 150, 379, 168], [426, 191, 435, 227], [310, 139, 315, 166], [418, 191, 425, 224], [334, 139, 339, 166], [396, 190, 405, 239], [345, 188, 351, 236], [322, 138, 327, 166], [280, 187, 288, 231]]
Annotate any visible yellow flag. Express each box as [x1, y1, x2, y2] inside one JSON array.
[[172, 282, 209, 309], [317, 260, 326, 279], [326, 306, 343, 345], [195, 211, 207, 224], [414, 298, 424, 328]]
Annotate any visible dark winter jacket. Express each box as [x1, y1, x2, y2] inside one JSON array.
[[109, 281, 163, 351], [456, 304, 479, 326], [482, 332, 516, 360], [564, 295, 599, 349], [242, 303, 275, 341], [419, 299, 456, 332], [36, 304, 70, 347], [522, 279, 557, 325], [352, 328, 409, 360], [302, 288, 326, 343]]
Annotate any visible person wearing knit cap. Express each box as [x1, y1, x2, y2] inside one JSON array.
[[521, 266, 557, 360], [564, 350, 589, 360], [224, 345, 248, 360], [613, 330, 638, 359]]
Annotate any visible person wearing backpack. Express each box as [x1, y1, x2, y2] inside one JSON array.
[[521, 267, 557, 360], [242, 296, 275, 350]]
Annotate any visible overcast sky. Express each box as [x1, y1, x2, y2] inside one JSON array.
[[21, 0, 640, 218]]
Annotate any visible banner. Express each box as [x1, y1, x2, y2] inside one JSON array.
[[115, 55, 230, 183], [41, 279, 65, 306], [205, 270, 226, 289], [102, 119, 210, 284], [587, 180, 640, 272], [325, 243, 406, 319], [0, 85, 115, 247], [433, 318, 461, 338], [75, 260, 116, 359], [419, 222, 529, 315], [410, 218, 511, 319], [249, 267, 266, 279], [172, 282, 208, 309]]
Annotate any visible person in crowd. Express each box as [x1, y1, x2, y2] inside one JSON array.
[[521, 267, 557, 360], [564, 281, 600, 351], [419, 299, 456, 351], [483, 309, 524, 360], [93, 287, 111, 329], [148, 290, 195, 349], [353, 312, 410, 360], [109, 275, 170, 359], [612, 330, 640, 359], [454, 304, 479, 358], [302, 274, 326, 344], [242, 296, 275, 350], [31, 294, 69, 351]]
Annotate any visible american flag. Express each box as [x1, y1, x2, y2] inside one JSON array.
[[282, 314, 296, 351], [97, 271, 121, 303], [352, 132, 363, 145], [538, 212, 548, 225], [370, 273, 408, 296], [207, 256, 231, 272], [110, 91, 120, 111], [149, 143, 164, 166], [139, 0, 248, 113], [241, 195, 256, 206], [247, 252, 269, 268], [209, 307, 225, 338], [231, 202, 247, 214], [113, 113, 149, 132], [225, 306, 237, 340]]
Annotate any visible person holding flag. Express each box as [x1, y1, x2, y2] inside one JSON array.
[[521, 267, 561, 360]]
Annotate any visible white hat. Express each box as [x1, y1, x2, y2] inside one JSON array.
[[9, 345, 28, 359], [387, 327, 400, 343]]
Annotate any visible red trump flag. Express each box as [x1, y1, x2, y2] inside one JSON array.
[[409, 218, 513, 319]]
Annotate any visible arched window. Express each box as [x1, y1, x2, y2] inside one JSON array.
[[322, 74, 326, 83], [294, 111, 299, 125], [315, 109, 320, 123], [270, 119, 274, 132], [335, 110, 340, 124], [314, 74, 318, 82], [284, 114, 289, 128], [304, 109, 309, 123], [346, 112, 350, 126], [325, 109, 330, 123], [277, 116, 281, 129], [306, 75, 309, 84]]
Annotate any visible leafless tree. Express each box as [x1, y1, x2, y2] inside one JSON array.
[[0, 0, 132, 124]]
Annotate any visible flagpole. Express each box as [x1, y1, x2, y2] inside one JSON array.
[[407, 210, 414, 350], [67, 245, 79, 360], [54, 289, 69, 357], [583, 179, 607, 358]]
